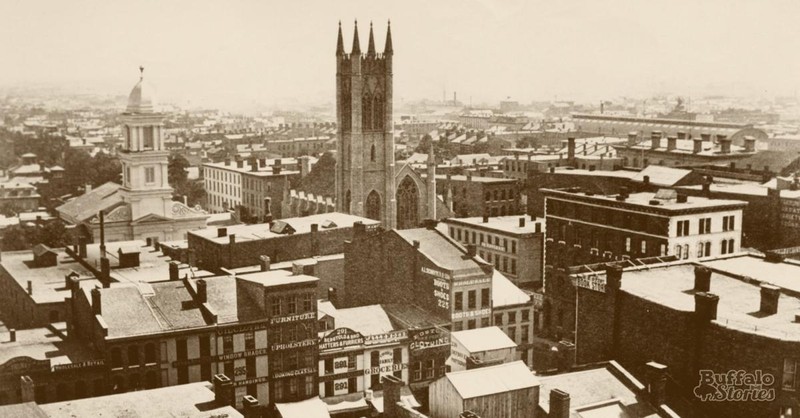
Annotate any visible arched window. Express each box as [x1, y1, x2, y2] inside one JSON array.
[[675, 245, 682, 259], [683, 244, 689, 260], [128, 345, 139, 366], [370, 144, 376, 162], [366, 190, 381, 221], [720, 240, 728, 255], [145, 343, 157, 364], [345, 190, 352, 213], [728, 239, 735, 254], [111, 347, 122, 368], [373, 94, 383, 130], [396, 176, 420, 229], [704, 242, 711, 257]]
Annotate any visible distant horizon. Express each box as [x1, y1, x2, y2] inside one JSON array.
[[2, 0, 799, 112]]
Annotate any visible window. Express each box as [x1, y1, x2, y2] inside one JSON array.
[[705, 242, 711, 257], [508, 312, 516, 324], [200, 336, 211, 357], [522, 325, 529, 343], [683, 244, 689, 260], [201, 362, 211, 381], [177, 366, 189, 384], [467, 290, 476, 309], [324, 358, 334, 374], [494, 313, 503, 325], [784, 359, 797, 391], [324, 381, 333, 396], [287, 296, 297, 314], [677, 220, 690, 237], [640, 240, 647, 255], [728, 239, 735, 254], [660, 244, 667, 256], [289, 377, 298, 396], [111, 347, 122, 368], [467, 319, 476, 329], [128, 345, 139, 366], [176, 339, 187, 361], [522, 310, 530, 322], [222, 335, 234, 354], [425, 359, 434, 378], [145, 167, 155, 184], [453, 321, 463, 331], [698, 218, 711, 234], [508, 327, 516, 342], [393, 348, 403, 378], [145, 343, 157, 364], [413, 362, 422, 381], [348, 352, 357, 370], [721, 240, 728, 255], [245, 332, 255, 351], [511, 259, 517, 274], [246, 357, 256, 378], [481, 317, 490, 327], [454, 291, 463, 310], [348, 376, 358, 394], [143, 127, 154, 149], [511, 241, 516, 254], [271, 297, 282, 316], [625, 237, 631, 252], [723, 215, 735, 231], [303, 293, 313, 312], [481, 289, 489, 308]]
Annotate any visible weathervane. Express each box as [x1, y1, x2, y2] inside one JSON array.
[[139, 65, 144, 80]]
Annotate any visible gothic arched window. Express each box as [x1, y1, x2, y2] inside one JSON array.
[[396, 176, 419, 230], [345, 190, 352, 213], [370, 144, 376, 162], [373, 94, 383, 131], [366, 190, 381, 221]]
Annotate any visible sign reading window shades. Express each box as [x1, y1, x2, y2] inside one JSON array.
[[574, 274, 606, 292], [320, 328, 364, 351]]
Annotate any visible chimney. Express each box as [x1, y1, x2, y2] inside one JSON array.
[[9, 329, 15, 342], [242, 395, 259, 418], [78, 237, 87, 258], [605, 265, 623, 292], [694, 266, 711, 292], [646, 362, 668, 406], [466, 244, 477, 257], [259, 255, 270, 272], [557, 340, 575, 372], [272, 165, 281, 175], [650, 131, 662, 150], [169, 261, 180, 281], [229, 234, 236, 245], [700, 133, 711, 142], [694, 292, 719, 322], [250, 158, 258, 172], [413, 240, 420, 249], [466, 171, 472, 181], [666, 136, 677, 151], [676, 194, 688, 203], [213, 374, 235, 407], [535, 223, 542, 233], [567, 137, 576, 160], [328, 287, 338, 304], [744, 136, 756, 152], [549, 389, 571, 418], [519, 217, 525, 228], [643, 175, 650, 186], [224, 158, 230, 166], [760, 283, 780, 315], [311, 223, 319, 233], [236, 160, 244, 169], [382, 375, 403, 418], [194, 280, 207, 304], [677, 131, 687, 140], [217, 227, 227, 238], [292, 262, 304, 276], [717, 135, 731, 154], [27, 280, 32, 295], [483, 214, 489, 223], [85, 184, 92, 194], [91, 288, 102, 315], [152, 237, 159, 250], [693, 138, 703, 154], [627, 131, 638, 147]]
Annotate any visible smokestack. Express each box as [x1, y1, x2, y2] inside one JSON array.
[[666, 136, 677, 151], [99, 211, 106, 255], [567, 137, 576, 160], [717, 135, 731, 154]]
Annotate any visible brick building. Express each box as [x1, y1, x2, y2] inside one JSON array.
[[187, 212, 378, 272], [443, 215, 545, 288], [0, 182, 40, 213], [431, 173, 521, 217], [613, 131, 758, 169], [573, 253, 800, 418]]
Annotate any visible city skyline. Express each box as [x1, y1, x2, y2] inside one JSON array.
[[3, 0, 799, 111]]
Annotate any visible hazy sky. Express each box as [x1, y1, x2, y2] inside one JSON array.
[[2, 0, 799, 110]]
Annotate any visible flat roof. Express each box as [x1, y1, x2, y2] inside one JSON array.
[[82, 240, 214, 284], [237, 269, 319, 288], [544, 189, 748, 212], [0, 326, 96, 366], [0, 249, 99, 304], [189, 212, 378, 244], [429, 174, 516, 184], [444, 360, 538, 399], [451, 326, 516, 353], [537, 361, 656, 416], [631, 165, 692, 186], [620, 256, 800, 340], [275, 396, 331, 418], [39, 381, 241, 418], [444, 215, 544, 235]]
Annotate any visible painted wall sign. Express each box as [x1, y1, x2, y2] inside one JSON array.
[[320, 328, 364, 351]]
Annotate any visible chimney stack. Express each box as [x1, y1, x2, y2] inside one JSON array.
[[229, 234, 236, 245], [549, 389, 571, 418], [650, 131, 662, 150], [196, 280, 207, 303], [760, 283, 780, 315], [27, 280, 32, 295], [694, 266, 711, 292], [413, 240, 420, 249], [292, 262, 304, 276], [744, 136, 756, 152], [91, 287, 102, 315], [259, 255, 270, 272], [567, 137, 576, 160], [100, 257, 110, 287], [519, 217, 525, 228], [169, 261, 180, 281], [693, 138, 703, 154], [627, 131, 638, 147], [646, 362, 668, 406], [717, 135, 731, 154], [676, 131, 687, 140], [483, 214, 489, 223], [242, 395, 259, 418], [666, 136, 677, 152], [9, 329, 15, 343], [213, 374, 235, 407], [78, 237, 87, 258], [328, 287, 338, 304], [466, 244, 477, 257], [694, 292, 719, 322]]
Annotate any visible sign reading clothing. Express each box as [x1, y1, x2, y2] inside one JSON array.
[[410, 328, 449, 352]]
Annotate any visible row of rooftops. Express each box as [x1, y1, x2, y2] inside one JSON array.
[[543, 188, 748, 213]]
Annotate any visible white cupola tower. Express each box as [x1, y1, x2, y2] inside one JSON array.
[[119, 67, 174, 220]]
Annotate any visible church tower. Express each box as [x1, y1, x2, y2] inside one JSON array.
[[118, 67, 174, 221], [335, 21, 397, 229]]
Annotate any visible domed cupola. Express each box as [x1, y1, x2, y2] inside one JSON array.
[[126, 66, 158, 114]]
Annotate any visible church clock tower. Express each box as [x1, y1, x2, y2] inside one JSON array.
[[119, 67, 174, 221], [335, 21, 397, 229]]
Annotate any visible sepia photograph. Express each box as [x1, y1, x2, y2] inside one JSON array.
[[0, 0, 798, 417]]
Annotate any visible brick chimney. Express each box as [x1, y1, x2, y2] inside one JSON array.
[[549, 389, 571, 418], [694, 266, 711, 292], [196, 279, 207, 303], [717, 135, 731, 154], [744, 136, 756, 152], [567, 137, 576, 160], [382, 375, 403, 418], [645, 362, 668, 406], [650, 131, 662, 150], [213, 374, 235, 407], [91, 287, 102, 315], [694, 292, 719, 322], [169, 261, 180, 281], [519, 217, 526, 228], [760, 283, 780, 315], [627, 131, 638, 147], [693, 138, 703, 154], [676, 131, 687, 140], [242, 395, 259, 418], [259, 255, 270, 271], [466, 244, 477, 258], [666, 136, 677, 152], [557, 340, 575, 372]]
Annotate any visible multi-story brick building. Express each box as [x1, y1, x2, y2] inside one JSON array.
[[572, 253, 800, 418], [613, 131, 758, 169], [187, 212, 378, 272], [431, 173, 521, 217], [443, 215, 545, 288], [69, 268, 319, 408], [0, 182, 40, 213], [543, 188, 746, 267]]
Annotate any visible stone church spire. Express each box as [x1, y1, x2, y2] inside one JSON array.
[[367, 22, 376, 56], [336, 21, 344, 56], [351, 20, 361, 55]]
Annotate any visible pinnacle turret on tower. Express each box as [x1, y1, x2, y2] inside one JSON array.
[[336, 21, 344, 56], [351, 20, 361, 55], [367, 22, 376, 56], [384, 20, 393, 56]]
